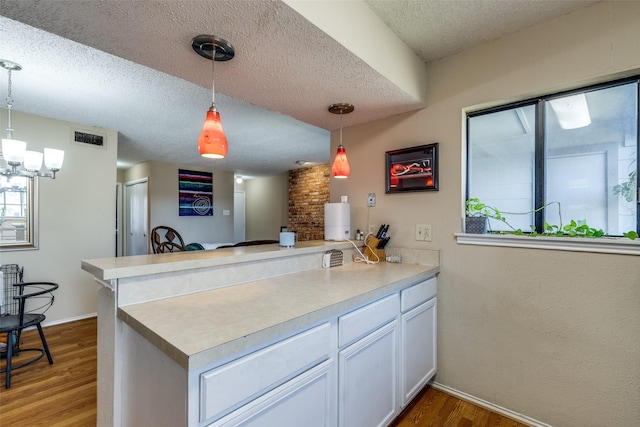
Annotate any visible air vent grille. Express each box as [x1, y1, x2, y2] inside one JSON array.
[[74, 131, 104, 147]]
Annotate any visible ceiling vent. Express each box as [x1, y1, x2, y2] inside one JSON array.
[[73, 129, 105, 148]]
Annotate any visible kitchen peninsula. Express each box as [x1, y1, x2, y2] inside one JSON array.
[[82, 241, 439, 427]]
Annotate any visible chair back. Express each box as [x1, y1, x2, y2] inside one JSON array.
[[151, 226, 187, 253], [1, 264, 23, 316], [13, 282, 58, 329]]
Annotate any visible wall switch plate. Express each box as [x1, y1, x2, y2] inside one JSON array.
[[223, 210, 230, 216], [367, 193, 376, 207], [415, 224, 432, 241], [424, 224, 432, 242]]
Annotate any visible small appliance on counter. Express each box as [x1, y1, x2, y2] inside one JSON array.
[[324, 202, 350, 241], [279, 232, 295, 247]]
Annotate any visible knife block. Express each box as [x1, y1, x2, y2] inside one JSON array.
[[363, 236, 385, 262]]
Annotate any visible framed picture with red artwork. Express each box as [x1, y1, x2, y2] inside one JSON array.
[[385, 143, 439, 193]]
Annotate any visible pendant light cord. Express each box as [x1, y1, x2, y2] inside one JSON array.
[[339, 111, 343, 147], [5, 67, 14, 139], [211, 46, 216, 109]]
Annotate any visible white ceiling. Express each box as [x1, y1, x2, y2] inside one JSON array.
[[0, 0, 599, 177]]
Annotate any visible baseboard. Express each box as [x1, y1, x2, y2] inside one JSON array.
[[430, 381, 553, 427], [43, 312, 97, 328]]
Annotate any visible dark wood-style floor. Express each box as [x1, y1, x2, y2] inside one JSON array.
[[1, 318, 529, 426]]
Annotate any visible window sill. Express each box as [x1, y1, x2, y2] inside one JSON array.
[[455, 233, 640, 256]]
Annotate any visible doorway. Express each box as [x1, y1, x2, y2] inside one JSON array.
[[125, 179, 149, 256], [234, 190, 245, 243]]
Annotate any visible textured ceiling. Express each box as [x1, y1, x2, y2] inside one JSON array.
[[0, 0, 599, 177], [365, 0, 600, 62]]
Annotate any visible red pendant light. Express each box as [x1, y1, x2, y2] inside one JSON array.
[[192, 35, 235, 159], [198, 107, 227, 158], [328, 103, 354, 179], [332, 146, 350, 178]]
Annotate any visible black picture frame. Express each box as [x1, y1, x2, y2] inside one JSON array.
[[385, 143, 439, 193]]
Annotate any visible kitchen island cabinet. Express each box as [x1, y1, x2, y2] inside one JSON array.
[[82, 241, 439, 426]]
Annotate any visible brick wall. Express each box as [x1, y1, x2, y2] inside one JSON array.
[[288, 164, 330, 241]]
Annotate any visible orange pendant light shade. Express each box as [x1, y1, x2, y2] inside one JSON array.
[[192, 35, 235, 159], [198, 108, 228, 159], [331, 145, 350, 178], [328, 103, 354, 179]]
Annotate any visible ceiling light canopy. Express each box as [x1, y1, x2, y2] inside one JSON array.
[[329, 103, 354, 179], [0, 60, 64, 179], [192, 35, 235, 159]]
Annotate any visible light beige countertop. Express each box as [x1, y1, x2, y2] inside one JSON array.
[[118, 261, 439, 371], [82, 240, 355, 281]]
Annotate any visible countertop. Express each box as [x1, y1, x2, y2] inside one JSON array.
[[118, 261, 439, 371], [82, 240, 355, 281]]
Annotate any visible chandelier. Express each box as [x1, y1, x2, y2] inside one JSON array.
[[0, 59, 64, 179]]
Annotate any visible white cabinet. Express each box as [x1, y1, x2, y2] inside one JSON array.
[[200, 323, 331, 422], [339, 320, 398, 427], [337, 293, 400, 427], [196, 276, 436, 427], [209, 359, 335, 427], [399, 278, 437, 407]]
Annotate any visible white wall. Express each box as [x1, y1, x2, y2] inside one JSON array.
[[0, 110, 117, 324], [144, 161, 234, 246], [245, 174, 288, 240], [331, 2, 640, 426]]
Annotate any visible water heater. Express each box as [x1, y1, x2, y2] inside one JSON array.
[[324, 203, 350, 241]]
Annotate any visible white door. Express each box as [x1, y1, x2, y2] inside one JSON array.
[[234, 191, 246, 243], [125, 179, 148, 256]]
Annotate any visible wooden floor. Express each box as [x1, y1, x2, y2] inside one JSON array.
[[1, 318, 528, 426]]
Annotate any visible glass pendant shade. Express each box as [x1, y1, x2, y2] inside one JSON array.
[[24, 150, 43, 171], [44, 148, 64, 171], [331, 145, 350, 178], [198, 108, 228, 159], [2, 138, 27, 163]]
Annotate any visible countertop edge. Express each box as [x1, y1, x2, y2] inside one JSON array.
[[83, 241, 355, 281], [119, 263, 439, 371]]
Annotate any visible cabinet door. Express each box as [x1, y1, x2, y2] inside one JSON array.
[[338, 320, 398, 427], [400, 297, 437, 407], [209, 359, 335, 427]]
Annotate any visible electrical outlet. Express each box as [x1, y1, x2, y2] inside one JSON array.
[[368, 224, 376, 234], [367, 193, 376, 207]]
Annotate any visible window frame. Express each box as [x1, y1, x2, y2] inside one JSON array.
[[460, 76, 640, 254], [0, 176, 39, 251]]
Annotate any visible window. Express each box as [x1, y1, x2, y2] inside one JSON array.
[[467, 78, 639, 238], [0, 175, 38, 250]]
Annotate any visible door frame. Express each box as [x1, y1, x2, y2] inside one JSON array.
[[124, 178, 149, 256]]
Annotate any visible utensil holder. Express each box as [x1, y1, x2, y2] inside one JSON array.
[[363, 236, 385, 262]]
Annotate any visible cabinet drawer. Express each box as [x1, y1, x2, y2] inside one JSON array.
[[200, 322, 331, 422], [401, 277, 436, 312], [339, 293, 399, 347]]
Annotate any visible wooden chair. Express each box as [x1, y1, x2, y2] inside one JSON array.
[[0, 264, 58, 388], [151, 226, 186, 253]]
